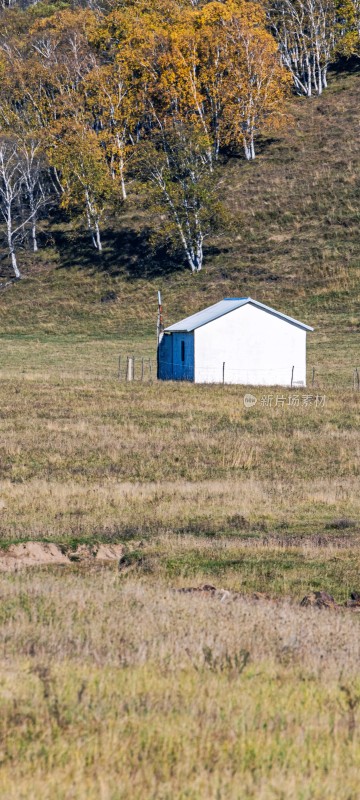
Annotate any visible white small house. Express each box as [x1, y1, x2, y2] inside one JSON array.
[[158, 297, 313, 386]]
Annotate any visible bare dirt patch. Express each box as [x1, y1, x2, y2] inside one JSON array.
[[0, 541, 125, 571], [0, 542, 70, 571], [69, 543, 125, 563]]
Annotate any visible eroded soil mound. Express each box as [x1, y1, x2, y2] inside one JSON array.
[[68, 543, 125, 563], [0, 541, 125, 571]]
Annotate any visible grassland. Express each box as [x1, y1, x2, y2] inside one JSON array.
[[0, 67, 359, 798], [2, 576, 360, 799]]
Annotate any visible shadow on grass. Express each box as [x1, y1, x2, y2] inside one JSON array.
[[53, 223, 229, 281], [53, 225, 186, 279], [329, 55, 360, 77]]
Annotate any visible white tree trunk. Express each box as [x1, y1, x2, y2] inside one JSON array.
[[94, 219, 102, 252], [11, 248, 20, 279], [32, 220, 38, 252], [85, 197, 96, 248], [120, 163, 127, 201], [250, 134, 255, 160], [85, 189, 102, 251], [115, 136, 127, 200], [29, 193, 38, 252], [119, 155, 127, 201], [185, 247, 203, 272], [244, 140, 255, 161], [6, 209, 21, 278]]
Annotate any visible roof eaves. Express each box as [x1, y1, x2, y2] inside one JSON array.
[[164, 297, 314, 333], [247, 299, 314, 331], [164, 298, 250, 332]]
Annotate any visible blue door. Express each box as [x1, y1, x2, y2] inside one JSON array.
[[172, 332, 194, 381], [158, 333, 173, 380]]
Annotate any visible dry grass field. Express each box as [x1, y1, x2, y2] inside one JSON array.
[[2, 576, 360, 799], [0, 339, 359, 798], [0, 68, 359, 798]]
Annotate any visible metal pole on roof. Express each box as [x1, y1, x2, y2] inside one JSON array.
[[157, 291, 164, 345]]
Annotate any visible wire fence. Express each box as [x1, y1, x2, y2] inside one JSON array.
[[118, 355, 154, 383], [118, 354, 360, 391]]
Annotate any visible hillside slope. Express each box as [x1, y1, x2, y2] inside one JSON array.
[[0, 67, 359, 354]]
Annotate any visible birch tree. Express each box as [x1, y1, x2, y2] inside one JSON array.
[[22, 11, 111, 250], [197, 1, 291, 160], [124, 5, 220, 272], [267, 0, 356, 95], [0, 142, 23, 278], [18, 139, 49, 252], [0, 139, 48, 277], [83, 62, 135, 201], [49, 122, 111, 252], [138, 125, 220, 273]]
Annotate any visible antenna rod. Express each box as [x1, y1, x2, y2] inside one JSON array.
[[157, 291, 164, 344]]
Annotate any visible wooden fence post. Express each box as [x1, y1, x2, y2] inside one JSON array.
[[291, 365, 294, 388], [222, 362, 225, 385], [126, 356, 134, 382]]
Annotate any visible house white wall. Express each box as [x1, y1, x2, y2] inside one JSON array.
[[194, 303, 307, 386]]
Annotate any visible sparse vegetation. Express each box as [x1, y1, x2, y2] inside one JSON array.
[[0, 309, 359, 796], [0, 55, 359, 800], [2, 575, 360, 798]]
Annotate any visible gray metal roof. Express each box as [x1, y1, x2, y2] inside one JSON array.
[[164, 297, 314, 333]]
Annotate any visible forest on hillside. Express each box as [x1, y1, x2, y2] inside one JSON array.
[[0, 0, 359, 277]]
